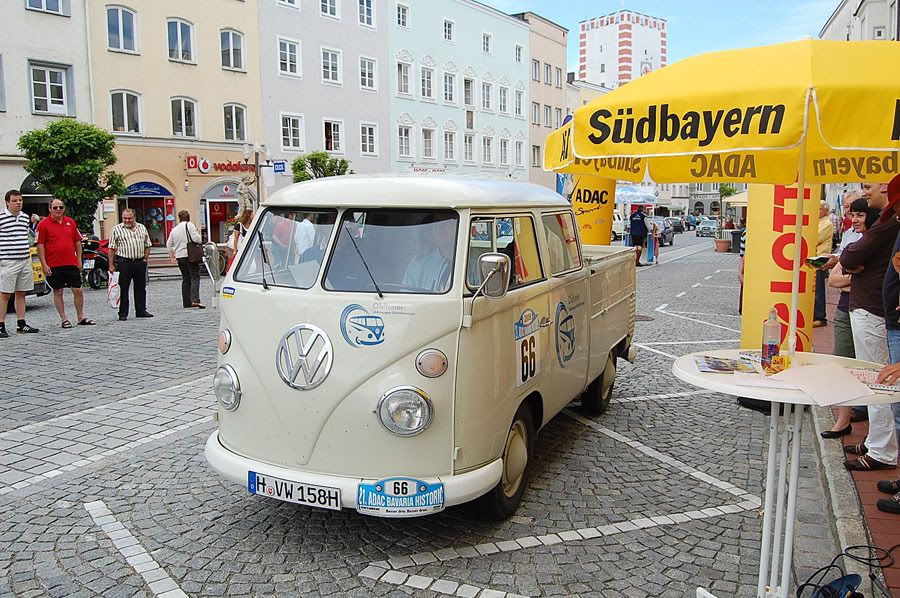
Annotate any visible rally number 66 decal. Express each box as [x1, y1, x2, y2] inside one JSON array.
[[516, 333, 540, 388]]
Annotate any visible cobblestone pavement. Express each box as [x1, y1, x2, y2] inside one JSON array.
[[0, 233, 842, 597]]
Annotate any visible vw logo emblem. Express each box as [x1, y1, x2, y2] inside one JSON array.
[[275, 324, 334, 390]]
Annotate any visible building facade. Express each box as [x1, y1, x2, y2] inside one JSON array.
[[0, 0, 93, 217], [259, 0, 392, 193], [565, 72, 609, 115], [85, 1, 264, 245], [388, 0, 530, 179], [577, 10, 666, 89], [820, 0, 899, 41], [513, 12, 567, 189]]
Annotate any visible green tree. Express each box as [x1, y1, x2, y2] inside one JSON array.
[[18, 119, 125, 232], [291, 151, 352, 182], [719, 183, 738, 199]]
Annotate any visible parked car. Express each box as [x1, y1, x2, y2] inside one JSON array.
[[696, 218, 718, 237], [611, 212, 625, 242], [665, 217, 684, 233], [647, 217, 675, 246]]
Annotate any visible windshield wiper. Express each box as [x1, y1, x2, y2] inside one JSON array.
[[256, 228, 271, 290], [343, 226, 383, 299]]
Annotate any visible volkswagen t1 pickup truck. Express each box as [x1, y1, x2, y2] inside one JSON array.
[[205, 176, 636, 519]]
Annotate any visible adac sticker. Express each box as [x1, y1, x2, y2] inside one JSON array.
[[356, 477, 445, 518], [514, 308, 540, 340], [340, 304, 385, 347], [222, 286, 235, 298], [555, 302, 575, 367]]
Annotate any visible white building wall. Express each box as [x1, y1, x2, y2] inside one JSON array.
[[820, 0, 897, 41], [577, 10, 665, 89]]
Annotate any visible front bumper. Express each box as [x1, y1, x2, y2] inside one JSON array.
[[204, 431, 502, 513]]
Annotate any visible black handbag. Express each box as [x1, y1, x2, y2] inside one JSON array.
[[185, 224, 203, 264]]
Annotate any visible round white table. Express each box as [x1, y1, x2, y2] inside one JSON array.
[[672, 350, 897, 598]]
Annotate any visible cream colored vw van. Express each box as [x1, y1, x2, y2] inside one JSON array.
[[205, 176, 636, 519]]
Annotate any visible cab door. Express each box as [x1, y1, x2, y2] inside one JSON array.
[[454, 213, 550, 473]]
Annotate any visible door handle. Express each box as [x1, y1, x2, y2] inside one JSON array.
[[539, 317, 553, 328]]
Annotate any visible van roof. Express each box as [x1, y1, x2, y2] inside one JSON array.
[[264, 176, 571, 210]]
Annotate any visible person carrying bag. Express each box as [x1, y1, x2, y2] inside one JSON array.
[[166, 210, 205, 309]]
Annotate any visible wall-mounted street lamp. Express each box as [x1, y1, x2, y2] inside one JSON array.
[[242, 142, 273, 210]]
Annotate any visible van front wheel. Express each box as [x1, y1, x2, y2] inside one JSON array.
[[478, 403, 534, 520], [581, 352, 616, 415]]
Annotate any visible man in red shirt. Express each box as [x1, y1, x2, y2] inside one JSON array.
[[36, 199, 95, 328]]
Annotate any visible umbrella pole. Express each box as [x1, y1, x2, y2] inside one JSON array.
[[786, 139, 808, 356]]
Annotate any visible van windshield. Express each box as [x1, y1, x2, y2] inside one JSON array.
[[324, 209, 458, 294], [233, 208, 337, 289]]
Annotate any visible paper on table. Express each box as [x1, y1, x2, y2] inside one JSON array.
[[732, 372, 799, 390], [770, 363, 873, 406]]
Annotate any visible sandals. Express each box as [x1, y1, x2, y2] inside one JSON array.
[[61, 320, 73, 329], [77, 318, 96, 326]]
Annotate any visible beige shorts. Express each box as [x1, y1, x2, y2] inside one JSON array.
[[0, 258, 35, 294]]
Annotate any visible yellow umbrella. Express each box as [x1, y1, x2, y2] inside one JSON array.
[[545, 39, 900, 350]]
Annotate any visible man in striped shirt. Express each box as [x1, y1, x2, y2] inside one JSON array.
[[0, 190, 39, 337], [108, 208, 153, 321]]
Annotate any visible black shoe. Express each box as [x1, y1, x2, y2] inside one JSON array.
[[820, 424, 852, 439], [850, 410, 869, 423], [0, 328, 8, 339], [843, 443, 868, 455], [118, 315, 127, 321], [877, 479, 900, 494], [877, 493, 900, 514], [16, 323, 39, 334], [136, 312, 154, 318], [844, 455, 895, 471]]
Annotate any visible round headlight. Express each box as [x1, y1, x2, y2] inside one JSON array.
[[218, 329, 232, 354], [213, 365, 242, 411], [377, 387, 433, 437], [416, 349, 448, 378]]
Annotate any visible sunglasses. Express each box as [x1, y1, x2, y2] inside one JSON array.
[[51, 206, 65, 210]]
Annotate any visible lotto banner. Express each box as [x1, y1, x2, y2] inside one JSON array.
[[740, 183, 820, 351], [567, 175, 616, 245]]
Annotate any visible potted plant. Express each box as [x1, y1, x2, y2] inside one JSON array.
[[714, 221, 731, 252]]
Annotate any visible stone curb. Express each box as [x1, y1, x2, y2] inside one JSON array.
[[810, 406, 882, 595]]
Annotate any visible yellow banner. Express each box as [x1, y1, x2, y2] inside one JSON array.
[[740, 183, 819, 352], [566, 175, 616, 245]]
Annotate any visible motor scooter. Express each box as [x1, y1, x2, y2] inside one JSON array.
[[81, 236, 110, 289]]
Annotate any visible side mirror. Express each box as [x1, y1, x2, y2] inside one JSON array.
[[478, 252, 511, 299]]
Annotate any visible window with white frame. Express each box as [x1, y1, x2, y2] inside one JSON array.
[[110, 90, 140, 133], [278, 0, 298, 6], [420, 67, 433, 99], [360, 123, 377, 155], [482, 33, 492, 54], [443, 72, 455, 102], [359, 56, 376, 90], [532, 145, 541, 167], [600, 64, 605, 73], [498, 87, 508, 114], [397, 125, 411, 157], [320, 0, 338, 18], [515, 44, 523, 63], [321, 47, 341, 83], [223, 103, 246, 141], [278, 38, 300, 76], [531, 59, 539, 81], [358, 0, 374, 27], [531, 102, 540, 125], [166, 18, 193, 62], [515, 140, 523, 166], [281, 114, 304, 150], [555, 107, 562, 128], [27, 0, 65, 15], [324, 119, 343, 152], [170, 97, 196, 137], [463, 133, 474, 161], [499, 138, 509, 165], [443, 19, 454, 42], [397, 62, 410, 94], [106, 6, 136, 52], [422, 128, 434, 159], [220, 30, 243, 70], [544, 105, 551, 127], [396, 3, 408, 27], [463, 78, 474, 106], [514, 90, 523, 117], [30, 64, 67, 114], [544, 63, 551, 84], [555, 67, 562, 88], [481, 82, 491, 110], [444, 131, 456, 160], [482, 136, 493, 163]]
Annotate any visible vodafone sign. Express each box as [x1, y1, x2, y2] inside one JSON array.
[[186, 155, 254, 174]]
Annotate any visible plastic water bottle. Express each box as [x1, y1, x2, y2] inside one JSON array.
[[761, 309, 781, 372]]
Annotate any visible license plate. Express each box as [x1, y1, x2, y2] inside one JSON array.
[[247, 471, 341, 511], [357, 477, 445, 517], [83, 259, 95, 270]]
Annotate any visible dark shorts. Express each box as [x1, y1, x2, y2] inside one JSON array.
[[47, 265, 81, 290], [630, 235, 646, 247]]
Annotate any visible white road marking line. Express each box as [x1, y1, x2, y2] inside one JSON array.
[[657, 303, 669, 311], [85, 501, 187, 598], [654, 305, 741, 333], [636, 242, 711, 270], [613, 390, 722, 403], [633, 343, 678, 360], [705, 275, 712, 280], [692, 283, 701, 287], [666, 311, 742, 318], [693, 284, 741, 289], [715, 269, 737, 273], [676, 291, 686, 297], [642, 339, 739, 346]]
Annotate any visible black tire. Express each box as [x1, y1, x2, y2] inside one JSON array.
[[478, 402, 534, 520], [581, 352, 617, 415], [87, 267, 108, 289]]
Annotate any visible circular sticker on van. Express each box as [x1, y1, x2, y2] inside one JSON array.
[[555, 302, 575, 367], [340, 304, 385, 347]]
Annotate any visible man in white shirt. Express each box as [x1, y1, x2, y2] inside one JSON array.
[[403, 216, 456, 293], [166, 210, 204, 308]]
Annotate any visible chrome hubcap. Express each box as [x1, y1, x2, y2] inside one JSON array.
[[502, 420, 528, 497]]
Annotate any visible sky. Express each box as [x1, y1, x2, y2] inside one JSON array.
[[482, 0, 837, 70]]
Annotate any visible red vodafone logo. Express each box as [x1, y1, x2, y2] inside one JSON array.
[[198, 158, 211, 174]]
